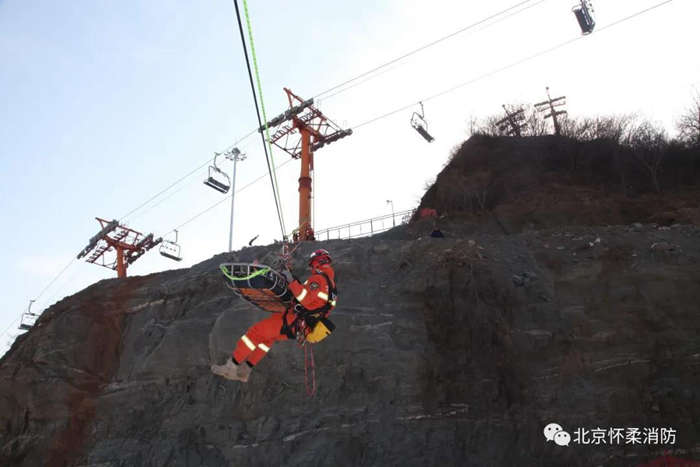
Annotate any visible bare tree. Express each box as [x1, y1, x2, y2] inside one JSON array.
[[593, 114, 636, 142], [524, 106, 549, 136], [676, 91, 700, 147], [473, 115, 507, 136], [560, 115, 593, 139], [466, 116, 480, 137], [470, 107, 638, 143], [625, 120, 668, 193], [557, 114, 637, 141]]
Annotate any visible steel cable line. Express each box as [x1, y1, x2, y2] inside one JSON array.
[[351, 0, 675, 131], [3, 155, 296, 345], [12, 0, 671, 344], [19, 0, 280, 325], [317, 0, 549, 103], [161, 157, 295, 236], [15, 129, 259, 332], [114, 0, 553, 227], [0, 319, 21, 342], [34, 258, 76, 303], [233, 0, 287, 239], [52, 0, 575, 234], [312, 0, 544, 101], [119, 128, 258, 223], [129, 137, 259, 223], [0, 256, 76, 341]]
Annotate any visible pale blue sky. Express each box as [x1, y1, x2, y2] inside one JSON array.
[[1, 0, 698, 354]]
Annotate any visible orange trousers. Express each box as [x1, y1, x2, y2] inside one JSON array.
[[232, 311, 296, 366]]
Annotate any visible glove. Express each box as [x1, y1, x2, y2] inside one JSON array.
[[281, 269, 294, 283]]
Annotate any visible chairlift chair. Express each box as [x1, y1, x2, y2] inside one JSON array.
[[410, 102, 435, 143], [203, 152, 231, 193], [159, 230, 183, 261], [19, 300, 38, 331], [572, 0, 595, 35]]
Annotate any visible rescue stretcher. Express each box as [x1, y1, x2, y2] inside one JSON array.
[[219, 263, 293, 313]]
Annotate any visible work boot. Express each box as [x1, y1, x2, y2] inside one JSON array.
[[211, 357, 252, 383], [235, 363, 252, 383], [211, 357, 240, 381]]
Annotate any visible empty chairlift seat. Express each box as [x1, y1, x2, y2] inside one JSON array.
[[159, 230, 182, 261], [410, 102, 435, 142], [19, 300, 38, 331], [204, 152, 231, 193], [204, 166, 231, 193], [573, 1, 595, 35]]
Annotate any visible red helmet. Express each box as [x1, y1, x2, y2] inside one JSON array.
[[309, 248, 331, 267]]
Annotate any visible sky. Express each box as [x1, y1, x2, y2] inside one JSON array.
[[1, 0, 698, 356]]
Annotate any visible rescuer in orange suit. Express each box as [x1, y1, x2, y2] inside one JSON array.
[[211, 249, 337, 382]]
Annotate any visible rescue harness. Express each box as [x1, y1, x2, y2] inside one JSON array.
[[281, 271, 337, 343]]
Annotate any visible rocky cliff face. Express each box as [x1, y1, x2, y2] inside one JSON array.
[[2, 136, 699, 467]]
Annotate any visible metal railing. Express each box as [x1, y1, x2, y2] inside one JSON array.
[[315, 209, 414, 241]]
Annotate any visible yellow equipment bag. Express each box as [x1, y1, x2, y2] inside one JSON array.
[[305, 317, 335, 343]]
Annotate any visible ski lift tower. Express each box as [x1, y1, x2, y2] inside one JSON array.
[[77, 218, 162, 278], [261, 88, 352, 242]]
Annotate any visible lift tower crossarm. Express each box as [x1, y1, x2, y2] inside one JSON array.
[[78, 218, 161, 278], [77, 219, 118, 259], [260, 88, 352, 241], [259, 98, 314, 132]]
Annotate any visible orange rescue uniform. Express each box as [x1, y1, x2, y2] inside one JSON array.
[[232, 264, 336, 366]]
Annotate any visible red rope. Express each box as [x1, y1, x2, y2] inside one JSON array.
[[281, 241, 318, 399], [304, 343, 316, 397]]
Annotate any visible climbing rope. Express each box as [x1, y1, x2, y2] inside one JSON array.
[[232, 0, 287, 239], [279, 241, 301, 270], [241, 0, 287, 238], [290, 316, 317, 397], [219, 264, 270, 281], [304, 342, 316, 397]]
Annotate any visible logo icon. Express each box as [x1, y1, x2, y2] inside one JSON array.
[[544, 422, 570, 447], [554, 430, 571, 446]]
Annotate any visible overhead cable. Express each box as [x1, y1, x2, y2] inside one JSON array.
[[119, 128, 258, 223], [233, 0, 287, 239], [352, 0, 675, 130], [164, 158, 294, 235], [313, 0, 546, 101]]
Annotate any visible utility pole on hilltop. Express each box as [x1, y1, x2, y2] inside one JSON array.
[[496, 105, 527, 136], [261, 88, 352, 242], [534, 87, 567, 135]]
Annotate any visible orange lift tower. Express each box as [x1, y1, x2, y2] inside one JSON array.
[[261, 88, 352, 241], [77, 218, 162, 278]]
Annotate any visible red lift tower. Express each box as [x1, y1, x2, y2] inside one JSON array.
[[261, 88, 352, 242], [77, 218, 162, 278]]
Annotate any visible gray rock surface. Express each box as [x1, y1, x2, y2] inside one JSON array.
[[2, 135, 700, 466], [1, 226, 700, 466]]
